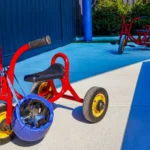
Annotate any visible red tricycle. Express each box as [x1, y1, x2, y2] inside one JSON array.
[[111, 13, 150, 54], [0, 36, 109, 145]]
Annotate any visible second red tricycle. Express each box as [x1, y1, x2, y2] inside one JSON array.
[[111, 13, 150, 54]]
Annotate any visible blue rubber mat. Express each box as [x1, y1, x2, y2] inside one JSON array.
[[122, 61, 150, 150], [14, 42, 150, 94]]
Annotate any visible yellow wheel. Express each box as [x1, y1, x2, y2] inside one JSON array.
[[146, 36, 150, 47], [31, 81, 53, 99], [92, 93, 106, 117], [0, 105, 15, 145], [83, 87, 109, 123]]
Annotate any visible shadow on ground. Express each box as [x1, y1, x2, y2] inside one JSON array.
[[11, 103, 90, 147], [52, 103, 73, 111], [72, 106, 91, 124], [53, 103, 90, 124], [121, 61, 150, 150], [12, 137, 43, 147]]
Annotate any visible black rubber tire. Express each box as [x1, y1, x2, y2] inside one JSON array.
[[146, 36, 150, 42], [146, 36, 150, 46], [0, 105, 15, 145], [118, 35, 126, 54], [83, 87, 109, 123], [31, 81, 53, 101]]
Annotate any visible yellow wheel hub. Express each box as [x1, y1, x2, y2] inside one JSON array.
[[0, 112, 13, 139], [92, 93, 106, 117], [38, 82, 52, 99]]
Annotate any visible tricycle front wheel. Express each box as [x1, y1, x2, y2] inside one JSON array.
[[0, 105, 15, 145], [83, 87, 109, 123], [118, 35, 127, 54]]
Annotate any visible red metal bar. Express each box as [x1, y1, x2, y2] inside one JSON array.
[[129, 35, 146, 45], [0, 48, 3, 70], [119, 16, 142, 45], [0, 95, 7, 101], [46, 53, 84, 103], [119, 15, 126, 25], [62, 94, 83, 103], [6, 44, 29, 124], [0, 77, 7, 98], [8, 44, 29, 82], [130, 17, 141, 26], [15, 90, 23, 100], [51, 53, 69, 79], [51, 80, 58, 95], [48, 88, 66, 103]]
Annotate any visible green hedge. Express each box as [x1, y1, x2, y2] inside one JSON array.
[[93, 0, 150, 35]]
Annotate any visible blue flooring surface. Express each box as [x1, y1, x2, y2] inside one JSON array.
[[11, 42, 150, 149], [14, 42, 150, 93], [121, 61, 150, 150]]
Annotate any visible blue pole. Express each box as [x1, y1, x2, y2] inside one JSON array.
[[82, 0, 92, 42]]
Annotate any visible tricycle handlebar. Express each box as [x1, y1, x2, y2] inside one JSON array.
[[114, 12, 148, 25], [131, 16, 148, 24], [140, 16, 148, 19], [28, 35, 51, 50], [114, 12, 120, 16], [8, 35, 51, 85], [113, 12, 125, 24]]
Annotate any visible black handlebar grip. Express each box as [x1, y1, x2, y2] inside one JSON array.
[[140, 16, 148, 19], [114, 12, 119, 16], [28, 35, 51, 49]]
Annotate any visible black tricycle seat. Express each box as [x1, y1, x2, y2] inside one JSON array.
[[24, 63, 64, 82], [136, 29, 148, 33]]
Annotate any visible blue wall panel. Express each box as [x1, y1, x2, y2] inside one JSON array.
[[61, 0, 76, 45], [0, 0, 76, 66]]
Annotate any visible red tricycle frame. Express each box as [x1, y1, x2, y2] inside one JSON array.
[[0, 38, 83, 125], [38, 53, 83, 104], [116, 13, 150, 46], [0, 36, 109, 145]]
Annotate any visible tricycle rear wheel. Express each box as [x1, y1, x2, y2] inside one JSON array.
[[31, 81, 53, 99], [83, 87, 109, 123], [146, 36, 150, 44]]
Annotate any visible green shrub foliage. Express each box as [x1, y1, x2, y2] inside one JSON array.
[[93, 0, 150, 35]]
